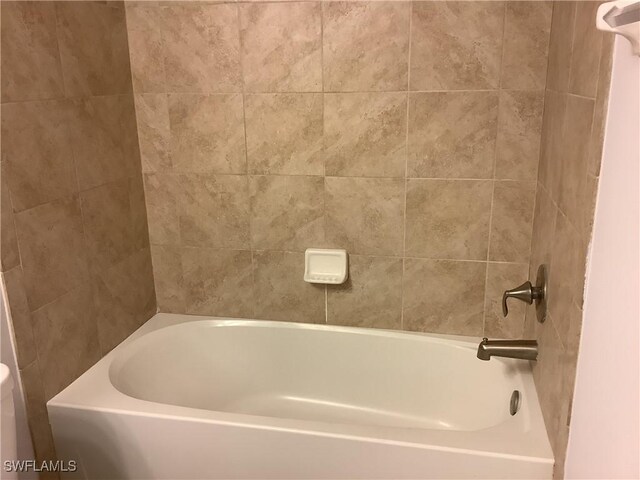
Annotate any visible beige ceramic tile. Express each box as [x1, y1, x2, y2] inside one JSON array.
[[324, 93, 407, 178], [323, 2, 410, 92], [31, 284, 100, 400], [93, 249, 156, 354], [589, 34, 614, 177], [0, 2, 64, 102], [537, 90, 566, 200], [249, 175, 324, 251], [532, 317, 565, 457], [568, 1, 604, 98], [546, 1, 577, 93], [403, 258, 485, 336], [501, 2, 552, 90], [18, 360, 47, 420], [0, 164, 20, 271], [405, 179, 492, 260], [80, 180, 135, 273], [134, 94, 171, 173], [168, 94, 246, 174], [180, 175, 250, 249], [245, 94, 323, 175], [150, 245, 184, 312], [548, 213, 586, 337], [239, 2, 322, 92], [410, 1, 504, 90], [14, 196, 89, 311], [1, 100, 77, 212], [558, 95, 595, 228], [407, 92, 498, 179], [484, 262, 528, 339], [143, 173, 183, 246], [327, 255, 402, 329], [160, 4, 241, 93], [129, 175, 151, 251], [125, 4, 166, 93], [253, 251, 325, 323], [495, 91, 545, 181], [181, 247, 254, 318], [71, 96, 133, 191], [2, 267, 37, 368], [325, 177, 404, 256], [529, 184, 558, 275], [28, 412, 57, 464], [56, 2, 132, 96], [489, 181, 536, 263]]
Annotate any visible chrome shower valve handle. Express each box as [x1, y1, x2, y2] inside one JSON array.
[[501, 265, 548, 323]]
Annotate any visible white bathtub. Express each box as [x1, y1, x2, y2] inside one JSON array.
[[48, 313, 553, 479]]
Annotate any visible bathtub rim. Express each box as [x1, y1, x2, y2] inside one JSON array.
[[47, 313, 554, 466]]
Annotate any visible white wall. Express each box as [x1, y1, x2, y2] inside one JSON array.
[[565, 36, 640, 479]]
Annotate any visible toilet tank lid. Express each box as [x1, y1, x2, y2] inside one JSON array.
[[0, 364, 14, 400]]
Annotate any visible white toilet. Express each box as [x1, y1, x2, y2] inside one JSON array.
[[1, 363, 18, 480]]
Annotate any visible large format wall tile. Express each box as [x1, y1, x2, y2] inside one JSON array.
[[2, 1, 156, 467], [327, 255, 402, 329], [501, 2, 552, 90], [2, 267, 37, 368], [245, 94, 323, 175], [240, 2, 322, 93], [160, 4, 241, 93], [403, 259, 485, 336], [30, 284, 100, 400], [125, 5, 166, 94], [253, 251, 325, 323], [408, 92, 498, 179], [495, 91, 545, 181], [179, 175, 250, 250], [135, 94, 172, 173], [150, 245, 184, 313], [323, 2, 410, 92], [80, 181, 135, 274], [1, 2, 64, 103], [410, 2, 504, 90], [546, 1, 577, 93], [489, 181, 536, 263], [325, 177, 404, 256], [249, 175, 324, 251], [405, 179, 492, 260], [168, 94, 246, 174], [0, 164, 20, 271], [71, 96, 133, 190], [14, 196, 89, 311], [568, 1, 604, 98], [1, 101, 77, 212], [124, 0, 552, 347], [56, 2, 132, 96], [181, 247, 254, 318], [92, 249, 156, 354], [324, 92, 406, 178]]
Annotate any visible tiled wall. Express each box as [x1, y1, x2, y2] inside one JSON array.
[[0, 1, 156, 465], [523, 2, 614, 478], [128, 1, 552, 337]]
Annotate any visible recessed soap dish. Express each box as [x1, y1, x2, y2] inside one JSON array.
[[303, 248, 348, 285]]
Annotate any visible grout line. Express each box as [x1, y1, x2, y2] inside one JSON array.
[[235, 2, 258, 320], [400, 1, 413, 331], [482, 1, 508, 338]]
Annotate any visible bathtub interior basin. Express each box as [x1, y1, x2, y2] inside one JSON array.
[[48, 314, 554, 479], [109, 321, 521, 432]]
